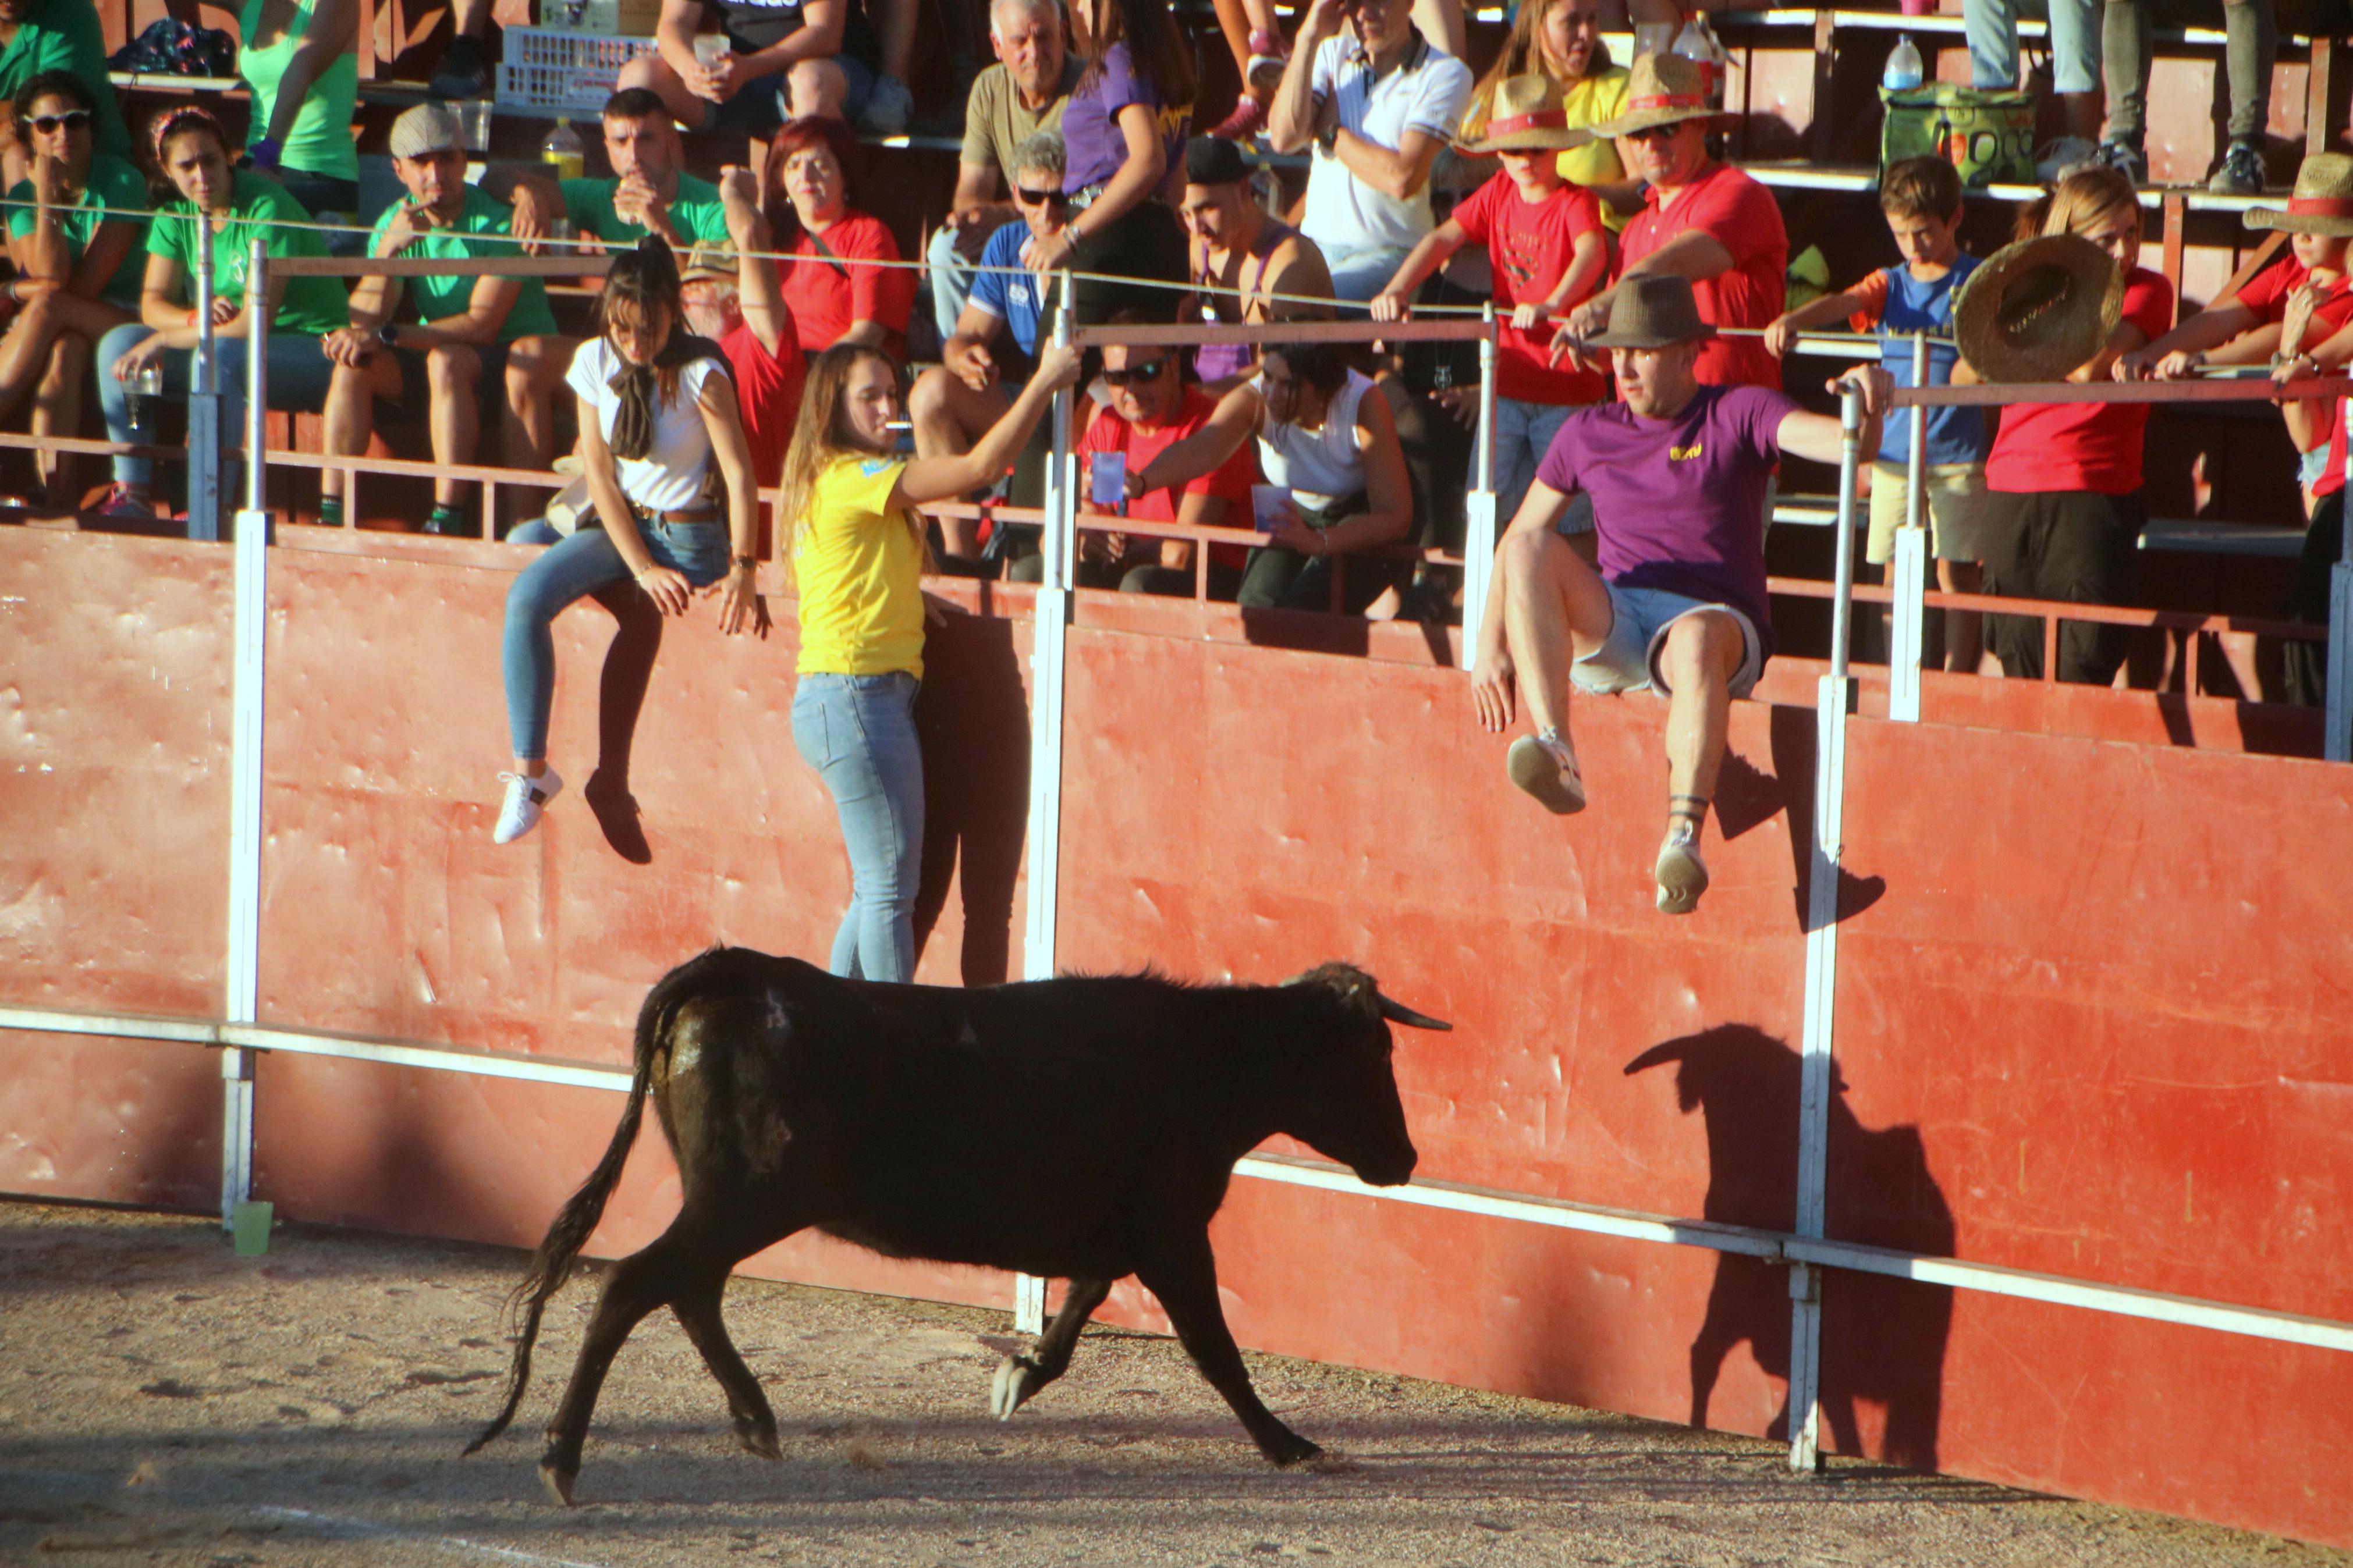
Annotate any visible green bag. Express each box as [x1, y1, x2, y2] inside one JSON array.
[[1880, 84, 2036, 189]]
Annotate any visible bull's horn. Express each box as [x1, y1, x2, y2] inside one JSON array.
[[1375, 994, 1452, 1032]]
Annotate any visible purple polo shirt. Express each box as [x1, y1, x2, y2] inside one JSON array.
[[1533, 383, 1798, 654]]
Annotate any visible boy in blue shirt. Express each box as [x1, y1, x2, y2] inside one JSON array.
[[1765, 156, 1987, 671]]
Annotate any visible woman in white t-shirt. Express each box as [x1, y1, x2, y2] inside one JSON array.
[[494, 237, 761, 845]]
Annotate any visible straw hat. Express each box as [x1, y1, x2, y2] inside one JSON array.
[[1582, 273, 1716, 349], [2245, 153, 2353, 236], [388, 102, 464, 160], [1951, 233, 2123, 384], [1590, 53, 1726, 138], [680, 247, 738, 284], [1456, 74, 1595, 156]]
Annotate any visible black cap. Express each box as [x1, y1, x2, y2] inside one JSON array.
[[1184, 136, 1250, 187]]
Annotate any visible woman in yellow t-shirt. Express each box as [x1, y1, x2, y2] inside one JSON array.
[[775, 338, 1079, 981], [1461, 0, 1641, 232]]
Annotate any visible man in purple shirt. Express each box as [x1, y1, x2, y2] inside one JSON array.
[[1470, 275, 1890, 916]]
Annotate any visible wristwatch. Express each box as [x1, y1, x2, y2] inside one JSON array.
[[377, 322, 400, 350], [732, 553, 757, 570]]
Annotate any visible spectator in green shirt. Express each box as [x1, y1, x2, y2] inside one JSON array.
[[0, 0, 130, 192], [484, 88, 729, 257], [0, 71, 141, 509], [236, 0, 362, 223], [95, 106, 348, 522], [319, 104, 579, 535]]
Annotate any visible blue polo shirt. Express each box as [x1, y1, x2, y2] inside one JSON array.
[[968, 219, 1047, 359]]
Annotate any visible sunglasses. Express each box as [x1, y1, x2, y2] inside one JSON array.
[[1014, 184, 1068, 207], [1100, 357, 1169, 387], [1626, 124, 1685, 143], [23, 109, 91, 135]]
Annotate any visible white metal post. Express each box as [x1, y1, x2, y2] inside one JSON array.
[[1788, 382, 1863, 1471], [1013, 280, 1078, 1336], [1459, 305, 1499, 672], [2328, 394, 2352, 762], [186, 232, 220, 542], [243, 239, 269, 518], [1889, 331, 1929, 721]]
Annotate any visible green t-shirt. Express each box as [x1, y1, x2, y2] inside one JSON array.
[[237, 0, 359, 184], [368, 183, 560, 343], [560, 173, 728, 248], [0, 0, 132, 156], [146, 169, 350, 337], [5, 152, 149, 309]]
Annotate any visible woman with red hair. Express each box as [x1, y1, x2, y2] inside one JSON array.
[[764, 115, 916, 360]]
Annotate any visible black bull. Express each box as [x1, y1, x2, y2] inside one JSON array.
[[466, 947, 1450, 1502]]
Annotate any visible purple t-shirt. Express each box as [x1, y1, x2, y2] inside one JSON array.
[[1533, 383, 1798, 653], [1060, 41, 1188, 194]]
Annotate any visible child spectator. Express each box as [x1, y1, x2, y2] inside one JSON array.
[[1965, 167, 2173, 687], [1370, 73, 1606, 532], [762, 115, 915, 358], [1766, 155, 1989, 673]]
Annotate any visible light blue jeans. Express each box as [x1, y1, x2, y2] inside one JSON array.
[[97, 323, 336, 485], [1493, 396, 1580, 531], [501, 520, 730, 760], [1966, 0, 2099, 95], [792, 670, 924, 983], [1573, 581, 1765, 700], [1318, 241, 1414, 307], [926, 223, 979, 343]]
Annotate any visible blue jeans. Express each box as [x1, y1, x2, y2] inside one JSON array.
[[97, 323, 336, 485], [1966, 0, 2099, 94], [791, 671, 924, 983], [1493, 396, 1578, 530], [926, 223, 979, 343], [1319, 242, 1414, 307], [501, 521, 730, 761]]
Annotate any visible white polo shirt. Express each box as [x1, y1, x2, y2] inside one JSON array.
[[1303, 30, 1474, 255]]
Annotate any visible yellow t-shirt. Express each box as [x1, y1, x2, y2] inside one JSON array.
[[793, 456, 926, 679], [1558, 67, 1632, 232]]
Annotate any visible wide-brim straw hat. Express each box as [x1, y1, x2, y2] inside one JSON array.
[[680, 247, 738, 284], [1456, 73, 1595, 155], [1590, 52, 1730, 138], [1583, 273, 1717, 349], [2245, 152, 2353, 235], [1952, 233, 2123, 384]]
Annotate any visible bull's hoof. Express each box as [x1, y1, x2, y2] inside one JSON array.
[[735, 1414, 782, 1461], [538, 1457, 579, 1506], [1264, 1431, 1323, 1467], [989, 1354, 1039, 1420]]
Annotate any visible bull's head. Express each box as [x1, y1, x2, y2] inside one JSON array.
[[1273, 963, 1449, 1189]]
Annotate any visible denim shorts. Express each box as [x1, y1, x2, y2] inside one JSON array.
[[1573, 580, 1764, 699], [2299, 443, 2332, 491]]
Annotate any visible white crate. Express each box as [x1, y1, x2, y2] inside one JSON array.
[[494, 26, 660, 116]]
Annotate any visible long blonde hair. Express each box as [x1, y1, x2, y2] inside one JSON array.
[[1467, 0, 1612, 132], [2018, 165, 2138, 245], [774, 344, 927, 571]]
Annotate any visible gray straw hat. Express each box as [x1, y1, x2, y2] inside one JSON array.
[[1582, 274, 1717, 350]]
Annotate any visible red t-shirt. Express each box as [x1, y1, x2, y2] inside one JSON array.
[[1985, 267, 2175, 496], [1080, 386, 1259, 570], [1449, 171, 1608, 406], [779, 210, 917, 356], [1618, 161, 1787, 392], [2232, 253, 2353, 348], [721, 315, 807, 489]]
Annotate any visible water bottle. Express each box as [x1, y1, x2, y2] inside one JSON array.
[[1883, 34, 1924, 93], [126, 360, 162, 432], [1672, 14, 1729, 111], [541, 118, 586, 183], [1633, 21, 1676, 59]]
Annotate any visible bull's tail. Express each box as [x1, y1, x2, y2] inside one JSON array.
[[463, 958, 712, 1456]]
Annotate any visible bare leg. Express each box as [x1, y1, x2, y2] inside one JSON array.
[[787, 58, 850, 120], [1496, 527, 1614, 741], [1937, 559, 1982, 674], [910, 365, 1009, 557], [503, 336, 569, 472], [990, 1277, 1113, 1417], [319, 353, 401, 503], [870, 0, 915, 84], [1137, 1236, 1318, 1464], [30, 331, 91, 509], [1209, 0, 1257, 81], [616, 54, 722, 131], [0, 295, 65, 430], [1656, 610, 1743, 809], [426, 344, 482, 512], [452, 0, 492, 37]]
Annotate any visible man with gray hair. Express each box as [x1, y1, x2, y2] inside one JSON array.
[[912, 128, 1069, 560], [925, 0, 1080, 340]]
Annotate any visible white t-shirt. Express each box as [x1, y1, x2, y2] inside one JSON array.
[[1303, 31, 1473, 255], [565, 337, 729, 514], [1258, 368, 1372, 510]]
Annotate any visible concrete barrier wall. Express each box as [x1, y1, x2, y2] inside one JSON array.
[[1, 528, 2345, 1546]]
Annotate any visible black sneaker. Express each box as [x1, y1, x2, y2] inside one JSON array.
[[2209, 139, 2263, 196], [430, 34, 491, 99]]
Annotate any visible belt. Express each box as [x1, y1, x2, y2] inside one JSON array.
[[637, 504, 720, 525]]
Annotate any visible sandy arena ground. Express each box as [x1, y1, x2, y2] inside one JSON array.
[[0, 1200, 2341, 1568]]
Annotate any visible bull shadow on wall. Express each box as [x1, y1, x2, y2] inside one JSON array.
[[908, 611, 1031, 986], [1626, 1025, 1954, 1473]]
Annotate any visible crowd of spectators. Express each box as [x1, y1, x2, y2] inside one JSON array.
[[0, 0, 2347, 925]]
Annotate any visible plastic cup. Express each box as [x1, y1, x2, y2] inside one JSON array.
[[459, 99, 494, 152], [1251, 484, 1289, 533], [693, 34, 730, 69]]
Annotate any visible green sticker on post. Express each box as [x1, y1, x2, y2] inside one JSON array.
[[232, 1199, 274, 1257]]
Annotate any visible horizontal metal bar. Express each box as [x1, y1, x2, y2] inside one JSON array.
[[1073, 319, 1490, 348], [269, 254, 615, 279], [3, 1001, 2345, 1355], [1894, 375, 2347, 408]]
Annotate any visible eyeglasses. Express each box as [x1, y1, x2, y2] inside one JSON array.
[[1013, 184, 1067, 207], [1100, 357, 1169, 387], [23, 110, 91, 135]]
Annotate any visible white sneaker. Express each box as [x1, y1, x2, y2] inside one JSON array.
[[1506, 729, 1587, 815], [494, 766, 563, 844], [1655, 820, 1709, 915], [857, 74, 914, 136], [2032, 135, 2100, 184]]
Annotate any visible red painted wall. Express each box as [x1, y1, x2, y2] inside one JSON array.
[[1, 528, 2346, 1547]]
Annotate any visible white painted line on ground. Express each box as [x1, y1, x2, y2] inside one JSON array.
[[256, 1505, 611, 1567]]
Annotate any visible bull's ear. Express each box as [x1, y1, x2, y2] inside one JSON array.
[[1375, 993, 1451, 1032], [1285, 962, 1380, 1016]]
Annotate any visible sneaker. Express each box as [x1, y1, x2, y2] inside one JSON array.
[[1655, 820, 1709, 915], [428, 34, 490, 99], [1506, 729, 1587, 816], [2209, 138, 2263, 196], [97, 483, 154, 521], [1246, 29, 1289, 93], [856, 73, 914, 136], [2032, 135, 2100, 184], [2096, 138, 2148, 186], [1206, 97, 1265, 142], [494, 765, 563, 845]]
